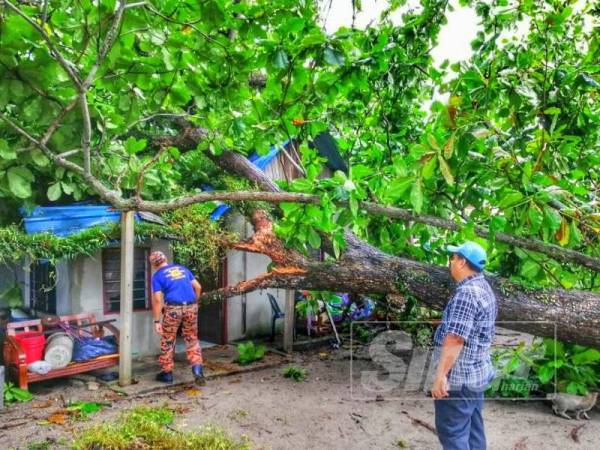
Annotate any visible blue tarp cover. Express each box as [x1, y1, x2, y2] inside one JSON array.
[[21, 205, 137, 237], [208, 142, 287, 221]]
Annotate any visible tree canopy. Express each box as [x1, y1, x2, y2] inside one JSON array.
[[0, 0, 598, 293]]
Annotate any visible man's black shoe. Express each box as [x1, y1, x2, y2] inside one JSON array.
[[192, 364, 206, 386], [155, 371, 173, 383]]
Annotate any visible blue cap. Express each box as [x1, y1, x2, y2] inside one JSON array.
[[446, 241, 486, 271]]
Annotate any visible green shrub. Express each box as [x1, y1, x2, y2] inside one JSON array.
[[487, 338, 600, 398], [3, 382, 33, 404], [235, 341, 266, 365], [72, 405, 249, 450], [282, 365, 307, 382]]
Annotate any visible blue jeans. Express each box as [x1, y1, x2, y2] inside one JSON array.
[[434, 386, 486, 450]]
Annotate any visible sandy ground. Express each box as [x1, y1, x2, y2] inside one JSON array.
[[1, 347, 599, 450]]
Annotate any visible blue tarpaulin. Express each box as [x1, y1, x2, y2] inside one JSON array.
[[21, 205, 138, 237], [207, 141, 287, 221]]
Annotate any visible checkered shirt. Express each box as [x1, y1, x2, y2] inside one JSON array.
[[433, 273, 498, 390]]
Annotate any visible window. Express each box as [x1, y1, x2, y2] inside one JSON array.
[[102, 247, 150, 313], [30, 259, 57, 314]]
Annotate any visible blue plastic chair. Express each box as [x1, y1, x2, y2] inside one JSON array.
[[267, 293, 285, 341]]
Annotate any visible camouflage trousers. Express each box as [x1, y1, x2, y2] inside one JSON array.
[[159, 303, 203, 372]]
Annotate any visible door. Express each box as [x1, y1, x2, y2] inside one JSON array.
[[197, 259, 227, 344]]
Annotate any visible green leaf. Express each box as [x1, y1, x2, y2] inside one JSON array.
[[443, 134, 455, 159], [286, 17, 305, 33], [537, 364, 555, 384], [528, 208, 543, 233], [384, 177, 414, 203], [61, 182, 74, 195], [307, 228, 321, 249], [273, 48, 289, 68], [571, 348, 600, 365], [170, 78, 192, 104], [323, 47, 345, 65], [426, 134, 440, 151], [543, 207, 562, 233], [47, 183, 62, 201], [124, 137, 147, 154], [0, 139, 16, 160], [31, 149, 50, 167], [520, 260, 540, 279], [498, 190, 524, 209], [7, 167, 34, 199], [438, 156, 455, 185], [543, 107, 561, 115], [410, 180, 423, 213], [422, 155, 437, 179]]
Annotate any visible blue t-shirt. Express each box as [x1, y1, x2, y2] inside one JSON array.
[[151, 264, 197, 303]]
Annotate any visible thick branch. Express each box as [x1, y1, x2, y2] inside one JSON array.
[[0, 113, 124, 206], [82, 0, 128, 89], [201, 215, 600, 348], [80, 93, 92, 174], [133, 186, 600, 272]]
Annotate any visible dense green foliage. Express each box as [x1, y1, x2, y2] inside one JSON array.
[[0, 221, 166, 263], [2, 0, 596, 289], [0, 205, 234, 282]]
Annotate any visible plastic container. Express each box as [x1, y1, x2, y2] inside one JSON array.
[[44, 332, 74, 369], [14, 332, 46, 364]]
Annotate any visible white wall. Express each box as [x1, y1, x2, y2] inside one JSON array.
[[226, 213, 289, 341], [68, 239, 173, 357]]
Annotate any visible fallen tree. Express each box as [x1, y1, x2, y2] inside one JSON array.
[[203, 208, 600, 348], [1, 1, 598, 350], [197, 150, 600, 348]]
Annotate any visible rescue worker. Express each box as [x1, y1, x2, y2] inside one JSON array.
[[149, 251, 205, 385]]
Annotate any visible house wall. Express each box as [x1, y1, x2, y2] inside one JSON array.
[[226, 213, 289, 342], [68, 239, 173, 358]]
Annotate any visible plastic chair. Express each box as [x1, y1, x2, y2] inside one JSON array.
[[267, 293, 285, 341]]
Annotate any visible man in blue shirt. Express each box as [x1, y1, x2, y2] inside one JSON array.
[[150, 251, 205, 385], [431, 241, 497, 450]]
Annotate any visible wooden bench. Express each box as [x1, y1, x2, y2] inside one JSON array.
[[3, 313, 120, 390]]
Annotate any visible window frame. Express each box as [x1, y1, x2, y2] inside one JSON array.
[[30, 259, 57, 314], [102, 246, 152, 315]]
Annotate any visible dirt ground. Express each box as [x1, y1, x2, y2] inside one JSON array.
[[1, 347, 599, 450]]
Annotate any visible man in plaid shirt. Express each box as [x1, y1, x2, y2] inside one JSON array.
[[431, 241, 497, 450]]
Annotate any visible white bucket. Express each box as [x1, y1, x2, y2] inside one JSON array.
[[44, 332, 74, 369]]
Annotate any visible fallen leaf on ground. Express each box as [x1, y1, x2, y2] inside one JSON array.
[[185, 388, 202, 397], [174, 405, 191, 414], [32, 400, 54, 408], [47, 412, 68, 425]]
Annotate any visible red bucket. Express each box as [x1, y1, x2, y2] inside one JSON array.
[[15, 331, 46, 364]]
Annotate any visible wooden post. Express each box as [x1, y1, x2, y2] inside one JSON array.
[[283, 290, 294, 353], [118, 210, 135, 386]]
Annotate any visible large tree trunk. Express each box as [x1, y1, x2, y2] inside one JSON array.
[[204, 210, 600, 348], [201, 150, 600, 349]]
